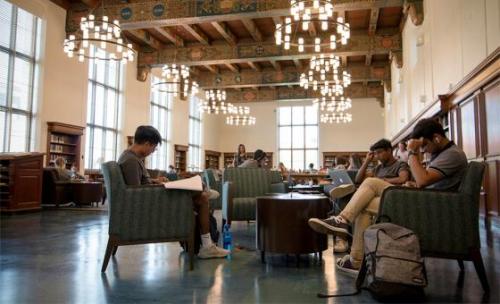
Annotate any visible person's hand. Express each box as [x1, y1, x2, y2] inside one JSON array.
[[407, 138, 423, 152], [156, 176, 168, 183], [365, 151, 374, 162], [404, 181, 417, 188]]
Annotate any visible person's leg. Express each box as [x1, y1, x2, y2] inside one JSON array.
[[193, 191, 229, 259], [339, 178, 390, 222], [349, 197, 380, 266], [308, 178, 390, 237]]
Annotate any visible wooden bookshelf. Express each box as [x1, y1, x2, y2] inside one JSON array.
[[205, 150, 221, 169], [46, 122, 84, 170], [223, 152, 273, 169], [0, 153, 44, 212], [174, 144, 188, 173], [322, 151, 368, 169]]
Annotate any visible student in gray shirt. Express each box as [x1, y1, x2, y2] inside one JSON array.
[[308, 119, 467, 275], [354, 138, 410, 185], [118, 126, 229, 259]]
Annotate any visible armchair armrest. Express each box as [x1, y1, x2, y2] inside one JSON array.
[[379, 187, 478, 255], [222, 181, 235, 223], [110, 186, 194, 241]]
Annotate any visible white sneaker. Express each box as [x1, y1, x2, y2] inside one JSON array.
[[329, 184, 355, 199], [198, 244, 230, 259]]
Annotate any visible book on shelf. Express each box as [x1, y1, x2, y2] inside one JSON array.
[[163, 175, 203, 192]]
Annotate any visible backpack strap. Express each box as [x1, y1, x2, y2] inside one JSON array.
[[316, 257, 367, 298]]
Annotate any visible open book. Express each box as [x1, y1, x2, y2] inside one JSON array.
[[163, 175, 203, 191]]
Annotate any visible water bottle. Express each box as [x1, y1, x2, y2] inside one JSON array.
[[222, 224, 232, 253]]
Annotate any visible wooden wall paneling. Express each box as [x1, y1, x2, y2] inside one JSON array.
[[484, 79, 500, 157], [458, 97, 479, 159], [485, 160, 499, 217]]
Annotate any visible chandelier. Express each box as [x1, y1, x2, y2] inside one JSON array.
[[63, 8, 135, 63], [151, 64, 199, 97], [199, 89, 234, 114], [320, 112, 352, 123], [275, 1, 350, 53], [226, 115, 256, 126], [300, 54, 351, 96], [228, 105, 250, 115], [313, 96, 352, 112]]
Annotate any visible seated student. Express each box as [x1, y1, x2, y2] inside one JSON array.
[[328, 139, 411, 254], [118, 125, 229, 259], [238, 149, 267, 168], [308, 163, 318, 173], [334, 157, 349, 170], [308, 118, 467, 275], [330, 139, 411, 200], [54, 157, 84, 181], [394, 140, 409, 162], [167, 165, 176, 174]]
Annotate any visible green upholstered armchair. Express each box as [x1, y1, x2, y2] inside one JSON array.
[[378, 162, 489, 292], [101, 161, 195, 272], [222, 168, 286, 228], [203, 169, 222, 210]]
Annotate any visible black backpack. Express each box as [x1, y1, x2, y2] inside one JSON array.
[[319, 222, 427, 301]]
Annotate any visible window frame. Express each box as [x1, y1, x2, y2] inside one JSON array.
[[0, 2, 41, 152], [188, 96, 202, 171], [85, 47, 123, 170], [149, 76, 172, 169], [277, 105, 319, 170]]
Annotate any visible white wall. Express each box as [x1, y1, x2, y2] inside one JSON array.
[[217, 98, 384, 168], [385, 0, 500, 138]]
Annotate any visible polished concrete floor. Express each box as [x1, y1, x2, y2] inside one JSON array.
[[0, 210, 498, 303]]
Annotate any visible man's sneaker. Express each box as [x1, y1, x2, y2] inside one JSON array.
[[308, 216, 351, 237], [336, 255, 360, 276], [198, 244, 230, 259], [333, 237, 349, 253], [329, 184, 355, 199]]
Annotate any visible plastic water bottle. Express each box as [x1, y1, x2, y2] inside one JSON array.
[[222, 224, 232, 256]]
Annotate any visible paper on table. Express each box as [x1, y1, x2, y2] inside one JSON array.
[[163, 175, 203, 191]]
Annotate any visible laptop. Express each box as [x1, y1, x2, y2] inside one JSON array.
[[329, 169, 354, 188]]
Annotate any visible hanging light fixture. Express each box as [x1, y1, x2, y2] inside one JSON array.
[[198, 89, 234, 114], [320, 112, 352, 123], [151, 64, 199, 97], [312, 96, 352, 111], [63, 1, 136, 63], [275, 0, 350, 53], [226, 115, 256, 126], [300, 54, 352, 96], [228, 105, 250, 115]]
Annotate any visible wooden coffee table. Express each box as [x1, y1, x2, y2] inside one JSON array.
[[256, 193, 331, 263]]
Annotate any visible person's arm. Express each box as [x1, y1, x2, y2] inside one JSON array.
[[407, 139, 444, 188], [119, 160, 142, 186], [355, 152, 374, 183], [383, 169, 410, 185]]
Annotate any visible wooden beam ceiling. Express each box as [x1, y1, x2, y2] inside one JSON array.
[[225, 83, 384, 103], [181, 24, 210, 45], [139, 33, 401, 67], [154, 27, 184, 47], [241, 19, 263, 42], [65, 0, 404, 32], [247, 62, 261, 72], [211, 21, 237, 45], [126, 29, 163, 50], [196, 63, 390, 88]]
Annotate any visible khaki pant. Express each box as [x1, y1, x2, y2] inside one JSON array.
[[339, 177, 392, 267]]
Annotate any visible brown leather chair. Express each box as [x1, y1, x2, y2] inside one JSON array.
[[42, 168, 104, 207], [42, 168, 72, 206]]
